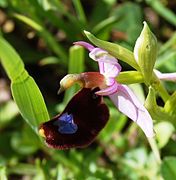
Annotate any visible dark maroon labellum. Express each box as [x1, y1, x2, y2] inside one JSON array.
[[39, 88, 109, 150]]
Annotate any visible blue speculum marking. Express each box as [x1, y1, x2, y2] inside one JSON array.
[[54, 113, 78, 134]]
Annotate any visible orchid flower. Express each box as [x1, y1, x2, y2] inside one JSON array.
[[74, 41, 154, 138]]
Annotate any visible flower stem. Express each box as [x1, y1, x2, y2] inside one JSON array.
[[151, 73, 170, 103], [147, 137, 161, 164]]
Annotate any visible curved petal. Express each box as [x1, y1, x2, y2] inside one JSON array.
[[96, 81, 119, 96], [89, 48, 118, 65], [74, 41, 94, 51], [109, 84, 154, 137], [99, 61, 121, 78]]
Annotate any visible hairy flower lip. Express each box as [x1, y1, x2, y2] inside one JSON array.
[[39, 88, 109, 149]]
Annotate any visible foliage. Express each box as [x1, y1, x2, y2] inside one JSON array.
[[0, 0, 176, 179]]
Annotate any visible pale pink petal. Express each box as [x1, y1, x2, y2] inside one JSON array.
[[96, 81, 118, 96], [98, 61, 105, 75], [73, 41, 94, 51], [98, 61, 121, 79], [109, 84, 154, 137], [104, 62, 121, 78], [155, 70, 176, 82], [89, 48, 118, 64]]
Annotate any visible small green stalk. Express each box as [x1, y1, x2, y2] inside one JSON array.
[[151, 73, 170, 103], [147, 137, 161, 165]]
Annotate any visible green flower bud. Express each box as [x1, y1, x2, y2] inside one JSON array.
[[134, 21, 157, 85]]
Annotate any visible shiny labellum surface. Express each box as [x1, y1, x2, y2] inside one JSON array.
[[39, 88, 109, 150]]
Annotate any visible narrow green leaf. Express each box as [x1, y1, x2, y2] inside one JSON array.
[[84, 31, 140, 71], [0, 36, 49, 132], [13, 13, 67, 63], [72, 0, 87, 25], [156, 50, 176, 69], [159, 33, 176, 55], [0, 37, 24, 81], [161, 157, 176, 180], [11, 76, 49, 132], [146, 0, 176, 27], [92, 16, 119, 35]]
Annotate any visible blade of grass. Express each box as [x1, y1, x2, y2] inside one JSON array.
[[29, 0, 79, 40], [0, 36, 49, 133], [52, 0, 83, 30], [92, 16, 120, 35], [13, 13, 67, 64], [72, 0, 87, 25], [159, 32, 176, 55], [156, 50, 176, 69], [146, 0, 176, 26]]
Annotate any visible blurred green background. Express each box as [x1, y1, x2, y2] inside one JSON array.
[[0, 0, 176, 179]]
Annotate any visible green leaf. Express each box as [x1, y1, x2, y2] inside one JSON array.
[[161, 157, 176, 180], [111, 2, 143, 46], [84, 31, 140, 71], [146, 0, 176, 27], [13, 13, 67, 63], [72, 0, 87, 25], [0, 36, 49, 132], [11, 76, 49, 132], [0, 36, 25, 81]]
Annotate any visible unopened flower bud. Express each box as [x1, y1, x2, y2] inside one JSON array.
[[134, 21, 157, 85]]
